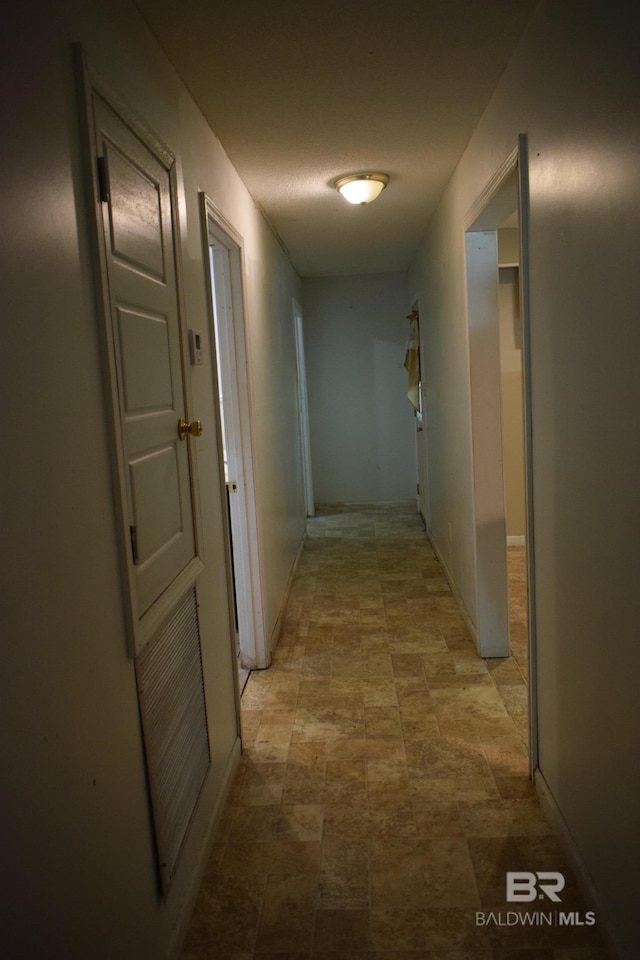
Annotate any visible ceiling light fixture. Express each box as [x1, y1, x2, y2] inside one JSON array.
[[335, 173, 389, 205]]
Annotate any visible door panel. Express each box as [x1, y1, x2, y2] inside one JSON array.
[[106, 142, 166, 280], [93, 95, 197, 623], [117, 307, 173, 413]]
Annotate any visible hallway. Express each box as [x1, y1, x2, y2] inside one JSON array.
[[181, 505, 606, 958]]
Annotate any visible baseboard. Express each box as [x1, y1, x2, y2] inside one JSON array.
[[507, 535, 526, 546], [533, 767, 618, 958], [167, 736, 242, 959], [315, 500, 418, 509], [266, 533, 307, 660], [428, 532, 479, 646]]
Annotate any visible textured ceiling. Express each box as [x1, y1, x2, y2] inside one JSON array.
[[134, 0, 538, 276]]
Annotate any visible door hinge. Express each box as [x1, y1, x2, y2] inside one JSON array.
[[130, 525, 138, 565], [97, 156, 109, 203], [417, 483, 420, 495]]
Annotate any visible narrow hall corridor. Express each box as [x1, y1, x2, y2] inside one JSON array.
[[181, 505, 606, 958]]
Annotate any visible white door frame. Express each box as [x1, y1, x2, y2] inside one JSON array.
[[464, 135, 538, 769], [293, 300, 314, 517], [200, 194, 268, 670], [410, 298, 430, 530]]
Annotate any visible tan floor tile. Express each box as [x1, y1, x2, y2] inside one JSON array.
[[367, 798, 418, 838], [391, 653, 426, 678], [292, 703, 365, 741], [430, 685, 511, 723], [413, 801, 465, 838], [323, 804, 372, 839], [467, 836, 526, 906], [485, 657, 525, 685], [323, 738, 368, 760], [329, 677, 367, 697], [363, 678, 399, 706], [255, 875, 317, 952], [255, 722, 294, 744], [219, 840, 322, 883], [499, 684, 530, 718], [229, 805, 324, 842], [364, 738, 406, 760], [301, 654, 333, 677], [326, 758, 366, 780], [264, 687, 300, 710], [370, 905, 489, 950], [238, 762, 287, 806], [366, 759, 409, 783], [458, 798, 553, 837], [369, 837, 479, 909], [405, 737, 494, 780], [243, 740, 291, 763], [182, 875, 263, 954], [287, 741, 328, 766], [323, 800, 417, 839], [183, 508, 537, 959], [323, 780, 368, 805], [494, 775, 537, 799], [399, 705, 441, 740], [367, 779, 413, 804], [282, 772, 326, 804], [482, 735, 530, 779], [410, 777, 501, 802], [240, 709, 263, 740], [435, 716, 520, 740], [365, 705, 403, 738], [313, 909, 372, 950]]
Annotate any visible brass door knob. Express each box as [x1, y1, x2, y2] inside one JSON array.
[[178, 418, 203, 440]]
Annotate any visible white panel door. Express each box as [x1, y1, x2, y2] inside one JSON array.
[[92, 94, 200, 631]]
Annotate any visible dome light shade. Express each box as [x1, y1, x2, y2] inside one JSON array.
[[335, 173, 389, 204]]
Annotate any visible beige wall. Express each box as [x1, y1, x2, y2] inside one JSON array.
[[410, 2, 640, 954], [0, 0, 302, 956]]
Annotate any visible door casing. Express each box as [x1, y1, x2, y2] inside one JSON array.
[[200, 194, 269, 670], [463, 136, 538, 770]]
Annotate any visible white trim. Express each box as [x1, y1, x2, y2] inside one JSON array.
[[517, 133, 539, 775], [267, 533, 307, 659], [427, 533, 479, 648], [507, 535, 526, 546], [293, 300, 315, 517], [315, 499, 417, 509], [464, 144, 520, 230], [200, 194, 269, 670]]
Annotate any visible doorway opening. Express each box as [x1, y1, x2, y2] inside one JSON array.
[[464, 136, 537, 769], [293, 299, 314, 518], [409, 301, 430, 531], [200, 195, 269, 687]]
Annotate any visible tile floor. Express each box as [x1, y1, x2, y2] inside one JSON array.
[[181, 504, 608, 959]]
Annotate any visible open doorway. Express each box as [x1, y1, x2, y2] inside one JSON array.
[[409, 301, 430, 531], [464, 137, 537, 768], [200, 196, 269, 688], [293, 299, 314, 518]]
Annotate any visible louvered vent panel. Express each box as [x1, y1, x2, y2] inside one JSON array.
[[135, 588, 210, 892]]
